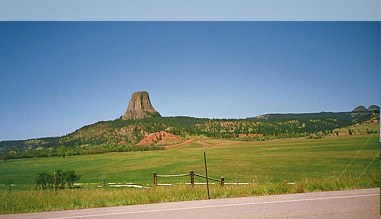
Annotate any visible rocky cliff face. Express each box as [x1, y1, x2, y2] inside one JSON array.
[[122, 91, 161, 120]]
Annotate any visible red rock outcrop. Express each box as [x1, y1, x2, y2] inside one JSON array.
[[137, 131, 177, 145]]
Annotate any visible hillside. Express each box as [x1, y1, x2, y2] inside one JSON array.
[[0, 109, 379, 160], [249, 111, 374, 124]]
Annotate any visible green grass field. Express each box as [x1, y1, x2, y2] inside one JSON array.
[[0, 133, 379, 214]]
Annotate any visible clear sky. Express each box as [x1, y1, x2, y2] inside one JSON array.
[[0, 22, 380, 140], [0, 0, 380, 21]]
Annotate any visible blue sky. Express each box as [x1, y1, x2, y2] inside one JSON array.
[[0, 22, 380, 140], [0, 0, 380, 21]]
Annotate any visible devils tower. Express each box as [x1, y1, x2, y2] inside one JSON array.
[[122, 91, 161, 119]]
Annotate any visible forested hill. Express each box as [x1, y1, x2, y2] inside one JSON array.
[[248, 111, 372, 124], [0, 110, 379, 159]]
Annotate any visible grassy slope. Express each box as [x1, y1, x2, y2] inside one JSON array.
[[0, 133, 379, 213], [1, 134, 379, 188]]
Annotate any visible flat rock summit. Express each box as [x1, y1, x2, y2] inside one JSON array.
[[122, 91, 161, 120]]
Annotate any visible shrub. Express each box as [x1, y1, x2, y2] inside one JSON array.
[[35, 170, 81, 190], [65, 170, 81, 188], [35, 172, 54, 189]]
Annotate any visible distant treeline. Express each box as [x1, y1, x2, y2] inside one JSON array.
[[0, 144, 164, 161], [0, 111, 378, 160]]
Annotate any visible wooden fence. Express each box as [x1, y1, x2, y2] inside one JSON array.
[[152, 170, 224, 186]]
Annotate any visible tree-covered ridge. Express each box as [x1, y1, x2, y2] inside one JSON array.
[[0, 111, 378, 160]]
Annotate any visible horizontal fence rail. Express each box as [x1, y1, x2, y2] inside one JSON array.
[[157, 173, 190, 177], [153, 171, 224, 186], [193, 173, 221, 182]]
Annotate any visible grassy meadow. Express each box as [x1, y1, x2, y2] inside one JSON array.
[[0, 132, 379, 214]]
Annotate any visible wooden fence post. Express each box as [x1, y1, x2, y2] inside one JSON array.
[[190, 170, 194, 187], [152, 172, 157, 187], [221, 177, 224, 186], [102, 175, 106, 187], [8, 174, 12, 192]]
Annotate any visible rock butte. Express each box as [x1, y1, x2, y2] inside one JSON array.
[[122, 91, 161, 120]]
